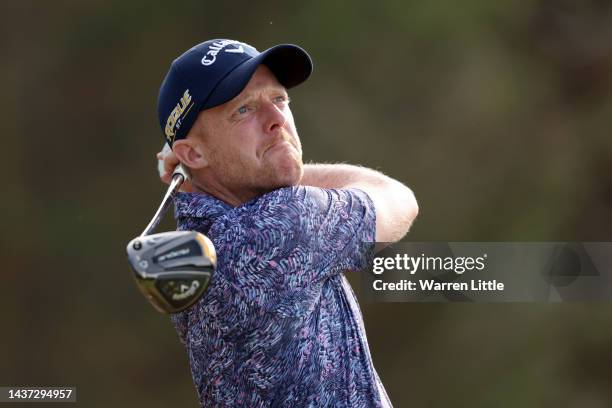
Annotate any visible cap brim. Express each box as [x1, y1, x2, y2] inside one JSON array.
[[202, 44, 313, 110]]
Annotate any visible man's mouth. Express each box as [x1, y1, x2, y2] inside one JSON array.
[[264, 140, 292, 156], [261, 130, 300, 158]]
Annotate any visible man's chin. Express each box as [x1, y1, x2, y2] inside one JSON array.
[[277, 169, 303, 188], [270, 161, 303, 189]]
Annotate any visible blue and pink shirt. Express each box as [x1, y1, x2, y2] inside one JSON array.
[[171, 186, 392, 407]]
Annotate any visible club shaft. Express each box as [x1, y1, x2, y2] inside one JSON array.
[[140, 173, 185, 237]]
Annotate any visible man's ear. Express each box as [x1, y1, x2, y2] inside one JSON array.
[[173, 138, 208, 169]]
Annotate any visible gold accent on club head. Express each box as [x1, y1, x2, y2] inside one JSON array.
[[195, 232, 217, 266]]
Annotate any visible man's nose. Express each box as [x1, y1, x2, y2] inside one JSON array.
[[261, 101, 286, 134]]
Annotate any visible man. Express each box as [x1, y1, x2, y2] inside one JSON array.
[[156, 39, 418, 407]]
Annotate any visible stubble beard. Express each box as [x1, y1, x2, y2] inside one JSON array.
[[252, 143, 304, 194], [210, 145, 303, 200], [246, 127, 304, 193]]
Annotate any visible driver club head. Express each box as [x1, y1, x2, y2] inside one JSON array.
[[127, 231, 216, 314]]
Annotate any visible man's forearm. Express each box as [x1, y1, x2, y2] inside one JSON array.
[[300, 163, 388, 189]]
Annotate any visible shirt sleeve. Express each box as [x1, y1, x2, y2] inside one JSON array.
[[209, 186, 376, 297]]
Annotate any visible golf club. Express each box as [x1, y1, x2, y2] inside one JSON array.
[[126, 163, 216, 314]]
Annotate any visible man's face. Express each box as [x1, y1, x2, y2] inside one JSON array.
[[192, 65, 303, 200]]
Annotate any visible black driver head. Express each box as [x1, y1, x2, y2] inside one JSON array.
[[126, 231, 216, 314]]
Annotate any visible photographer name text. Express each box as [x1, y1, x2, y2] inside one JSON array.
[[372, 279, 504, 292]]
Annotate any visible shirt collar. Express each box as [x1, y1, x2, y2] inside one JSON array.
[[173, 192, 233, 233]]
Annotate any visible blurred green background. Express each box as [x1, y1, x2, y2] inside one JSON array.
[[2, 0, 612, 407]]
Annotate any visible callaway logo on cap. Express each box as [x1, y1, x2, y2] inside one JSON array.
[[157, 38, 313, 147]]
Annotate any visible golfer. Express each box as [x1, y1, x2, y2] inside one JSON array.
[[156, 39, 418, 407]]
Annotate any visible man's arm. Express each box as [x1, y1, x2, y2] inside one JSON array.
[[157, 148, 418, 242], [300, 163, 418, 243]]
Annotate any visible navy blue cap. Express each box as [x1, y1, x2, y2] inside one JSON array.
[[157, 39, 313, 146]]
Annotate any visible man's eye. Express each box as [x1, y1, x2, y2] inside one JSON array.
[[237, 106, 248, 114], [273, 95, 290, 104]]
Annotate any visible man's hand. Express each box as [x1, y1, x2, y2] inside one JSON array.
[[156, 145, 194, 193]]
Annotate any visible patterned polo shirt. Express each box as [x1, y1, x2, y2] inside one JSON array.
[[171, 186, 392, 407]]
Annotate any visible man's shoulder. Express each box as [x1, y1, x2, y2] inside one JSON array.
[[241, 185, 374, 216], [240, 185, 350, 216], [250, 185, 312, 207], [232, 186, 310, 221]]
